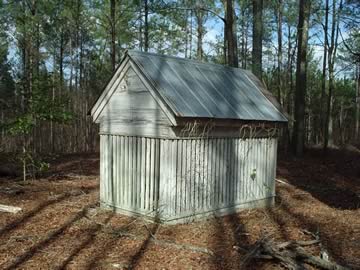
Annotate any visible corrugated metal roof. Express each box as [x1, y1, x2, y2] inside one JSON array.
[[128, 50, 287, 122]]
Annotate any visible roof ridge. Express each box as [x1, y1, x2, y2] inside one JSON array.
[[127, 50, 247, 71]]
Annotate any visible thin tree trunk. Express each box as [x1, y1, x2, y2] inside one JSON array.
[[241, 3, 246, 68], [286, 23, 292, 115], [79, 34, 83, 89], [252, 0, 263, 79], [59, 31, 64, 90], [110, 0, 116, 71], [195, 9, 204, 60], [339, 98, 344, 145], [276, 0, 283, 105], [185, 10, 189, 58], [224, 23, 227, 64], [225, 0, 238, 67], [189, 10, 193, 59], [144, 0, 149, 52], [292, 0, 311, 156], [69, 35, 74, 92], [356, 64, 360, 141], [320, 0, 329, 143], [245, 20, 249, 68], [324, 0, 343, 149]]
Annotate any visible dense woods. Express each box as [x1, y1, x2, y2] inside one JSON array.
[[0, 0, 359, 160], [0, 1, 359, 268]]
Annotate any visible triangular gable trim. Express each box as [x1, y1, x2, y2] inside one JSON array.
[[90, 56, 130, 122], [128, 60, 178, 126], [90, 52, 178, 126]]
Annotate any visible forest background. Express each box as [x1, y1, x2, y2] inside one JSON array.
[[0, 0, 359, 171]]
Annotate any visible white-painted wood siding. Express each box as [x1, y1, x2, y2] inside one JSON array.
[[100, 135, 277, 221], [100, 134, 161, 216], [99, 67, 174, 137]]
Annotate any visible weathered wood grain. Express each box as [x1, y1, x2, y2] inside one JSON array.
[[100, 135, 278, 223]]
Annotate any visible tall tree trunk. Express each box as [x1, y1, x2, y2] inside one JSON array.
[[189, 10, 193, 59], [195, 9, 204, 60], [356, 64, 360, 141], [185, 10, 189, 58], [320, 0, 329, 143], [59, 31, 64, 90], [252, 0, 262, 79], [240, 0, 248, 68], [324, 0, 343, 149], [286, 23, 292, 115], [144, 0, 149, 52], [69, 35, 74, 92], [225, 0, 238, 67], [292, 0, 311, 157], [339, 98, 345, 145], [276, 0, 283, 105], [110, 0, 116, 71], [79, 33, 83, 89], [223, 24, 227, 64], [244, 21, 248, 68], [35, 21, 40, 78]]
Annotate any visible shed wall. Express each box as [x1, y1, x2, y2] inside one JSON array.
[[98, 67, 174, 138], [100, 134, 277, 222]]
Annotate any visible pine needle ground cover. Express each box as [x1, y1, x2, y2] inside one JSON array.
[[0, 149, 359, 269]]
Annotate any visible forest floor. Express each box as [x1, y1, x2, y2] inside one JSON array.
[[0, 147, 359, 270]]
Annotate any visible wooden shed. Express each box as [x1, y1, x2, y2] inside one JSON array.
[[90, 50, 287, 224]]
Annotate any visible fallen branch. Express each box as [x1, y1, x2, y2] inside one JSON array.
[[237, 237, 349, 270], [277, 239, 320, 249], [276, 178, 291, 185], [0, 204, 22, 213], [294, 246, 349, 270]]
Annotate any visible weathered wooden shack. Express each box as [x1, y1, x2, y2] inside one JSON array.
[[90, 50, 287, 223]]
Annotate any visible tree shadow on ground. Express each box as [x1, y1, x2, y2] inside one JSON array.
[[55, 212, 115, 270], [278, 148, 360, 210], [0, 193, 72, 238], [126, 222, 159, 270], [3, 203, 97, 270], [265, 192, 359, 269]]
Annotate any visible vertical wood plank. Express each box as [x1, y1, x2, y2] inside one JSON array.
[[144, 138, 149, 211], [126, 136, 131, 209], [233, 138, 238, 204], [103, 135, 107, 203], [262, 138, 266, 198], [171, 139, 177, 215], [128, 136, 133, 209], [119, 136, 124, 206], [244, 139, 249, 201], [113, 136, 117, 205], [206, 139, 211, 210], [159, 139, 166, 216], [273, 139, 277, 196], [181, 140, 189, 212], [149, 138, 154, 211], [211, 139, 216, 208], [215, 138, 220, 207], [202, 139, 207, 210], [153, 138, 158, 212], [135, 137, 139, 209], [108, 135, 113, 204], [224, 138, 228, 206], [100, 135, 104, 202], [139, 137, 144, 210]]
